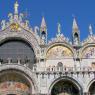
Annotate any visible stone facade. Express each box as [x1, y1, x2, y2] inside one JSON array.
[[0, 1, 95, 95]]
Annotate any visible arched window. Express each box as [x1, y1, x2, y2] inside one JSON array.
[[57, 62, 63, 71], [0, 39, 36, 69]]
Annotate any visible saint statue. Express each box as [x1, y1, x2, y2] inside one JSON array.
[[14, 1, 19, 14], [58, 23, 61, 35]]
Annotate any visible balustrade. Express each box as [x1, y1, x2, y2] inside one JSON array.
[[0, 58, 95, 73]]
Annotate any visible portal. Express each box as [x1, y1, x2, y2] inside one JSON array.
[[51, 80, 80, 95], [0, 70, 32, 95], [89, 81, 95, 95]]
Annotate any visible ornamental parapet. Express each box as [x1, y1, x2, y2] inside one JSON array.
[[0, 58, 37, 71], [45, 65, 94, 72], [35, 68, 95, 79]]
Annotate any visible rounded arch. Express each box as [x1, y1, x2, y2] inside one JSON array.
[[48, 76, 83, 95], [0, 37, 36, 57], [0, 29, 40, 59], [0, 64, 39, 94], [57, 62, 63, 67], [0, 36, 36, 52], [79, 43, 95, 58], [0, 37, 37, 69], [46, 42, 75, 59], [57, 62, 63, 71], [46, 43, 74, 55], [87, 79, 95, 93]]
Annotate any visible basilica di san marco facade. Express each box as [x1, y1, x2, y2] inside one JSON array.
[[0, 1, 95, 95]]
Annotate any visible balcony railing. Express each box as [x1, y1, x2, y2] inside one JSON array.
[[0, 58, 95, 73], [0, 58, 36, 70], [46, 66, 95, 72]]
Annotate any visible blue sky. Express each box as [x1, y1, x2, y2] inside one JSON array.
[[0, 0, 95, 41]]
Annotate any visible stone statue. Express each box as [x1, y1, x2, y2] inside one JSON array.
[[58, 23, 61, 35], [8, 13, 13, 23], [14, 1, 19, 14], [19, 13, 24, 22], [25, 20, 29, 28], [74, 36, 79, 45], [34, 26, 39, 35], [41, 35, 45, 44], [89, 24, 93, 36], [1, 20, 6, 30]]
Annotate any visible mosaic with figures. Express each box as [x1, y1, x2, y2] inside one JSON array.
[[47, 46, 73, 59], [82, 46, 95, 58]]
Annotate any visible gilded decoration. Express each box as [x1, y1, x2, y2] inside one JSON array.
[[82, 46, 95, 58], [10, 23, 20, 31], [46, 46, 73, 59]]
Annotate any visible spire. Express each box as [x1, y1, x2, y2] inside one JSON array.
[[41, 17, 46, 27], [72, 18, 80, 45], [14, 1, 19, 15], [72, 18, 79, 32], [89, 24, 93, 36], [40, 16, 47, 32], [40, 17, 47, 45]]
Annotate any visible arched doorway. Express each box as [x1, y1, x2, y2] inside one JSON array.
[[51, 79, 81, 95], [0, 70, 33, 95], [89, 81, 95, 95]]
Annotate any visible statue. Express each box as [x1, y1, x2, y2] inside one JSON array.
[[25, 20, 29, 28], [14, 1, 19, 14], [19, 13, 24, 22], [89, 24, 93, 36], [1, 20, 6, 30], [41, 35, 45, 44], [58, 23, 61, 35], [34, 26, 39, 35], [74, 36, 79, 45], [8, 13, 13, 23]]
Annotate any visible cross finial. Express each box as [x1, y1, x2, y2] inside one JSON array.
[[14, 1, 19, 15]]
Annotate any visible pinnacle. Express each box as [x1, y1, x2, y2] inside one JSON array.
[[72, 18, 78, 29], [41, 17, 47, 28]]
